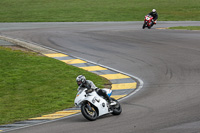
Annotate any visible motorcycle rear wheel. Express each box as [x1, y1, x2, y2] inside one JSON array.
[[148, 25, 152, 29], [81, 104, 98, 121], [111, 98, 122, 115]]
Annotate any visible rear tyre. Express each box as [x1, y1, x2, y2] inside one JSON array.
[[81, 104, 98, 121], [111, 98, 122, 115], [148, 25, 151, 29]]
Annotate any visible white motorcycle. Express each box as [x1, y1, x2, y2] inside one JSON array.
[[74, 88, 122, 121]]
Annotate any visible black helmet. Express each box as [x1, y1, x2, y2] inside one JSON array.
[[76, 75, 86, 86]]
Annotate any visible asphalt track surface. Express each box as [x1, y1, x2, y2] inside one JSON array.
[[1, 21, 200, 133]]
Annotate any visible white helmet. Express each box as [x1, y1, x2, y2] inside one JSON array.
[[76, 75, 86, 86], [152, 9, 156, 12]]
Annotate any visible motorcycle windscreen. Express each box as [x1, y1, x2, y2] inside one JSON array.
[[105, 89, 112, 97]]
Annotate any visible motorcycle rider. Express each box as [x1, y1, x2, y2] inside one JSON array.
[[76, 75, 115, 105], [148, 9, 158, 25]]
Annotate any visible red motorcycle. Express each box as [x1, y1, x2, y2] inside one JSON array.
[[142, 15, 155, 29]]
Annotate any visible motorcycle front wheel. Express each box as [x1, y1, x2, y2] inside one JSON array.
[[142, 22, 146, 29], [81, 103, 98, 121]]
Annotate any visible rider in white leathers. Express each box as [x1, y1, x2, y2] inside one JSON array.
[[76, 75, 115, 105]]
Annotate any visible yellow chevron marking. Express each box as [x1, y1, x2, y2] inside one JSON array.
[[111, 95, 126, 100], [100, 73, 130, 79], [156, 27, 169, 29], [44, 53, 68, 57], [0, 130, 2, 132], [62, 59, 87, 64], [112, 82, 137, 90], [29, 110, 80, 120], [80, 66, 107, 71]]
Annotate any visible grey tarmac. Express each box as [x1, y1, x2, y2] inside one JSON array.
[[0, 21, 200, 133]]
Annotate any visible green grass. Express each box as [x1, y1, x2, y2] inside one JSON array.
[[169, 26, 200, 30], [0, 46, 109, 125], [0, 0, 199, 22]]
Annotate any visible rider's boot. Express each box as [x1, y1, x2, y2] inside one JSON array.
[[109, 99, 117, 106], [97, 89, 117, 105], [106, 96, 116, 106], [154, 20, 157, 25]]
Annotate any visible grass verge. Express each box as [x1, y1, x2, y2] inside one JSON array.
[[0, 0, 200, 22], [168, 26, 200, 30], [0, 46, 109, 125]]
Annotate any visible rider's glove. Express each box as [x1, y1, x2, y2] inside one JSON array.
[[95, 88, 100, 91], [85, 89, 93, 94]]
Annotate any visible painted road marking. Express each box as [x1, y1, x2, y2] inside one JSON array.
[[80, 66, 107, 71], [44, 53, 68, 57], [62, 59, 87, 64], [30, 110, 81, 120], [100, 73, 130, 79], [111, 95, 126, 100], [156, 27, 169, 29], [112, 83, 137, 90]]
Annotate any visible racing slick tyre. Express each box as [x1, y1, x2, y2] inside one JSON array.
[[111, 98, 122, 115], [142, 23, 146, 29], [81, 103, 98, 121], [148, 25, 152, 29]]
